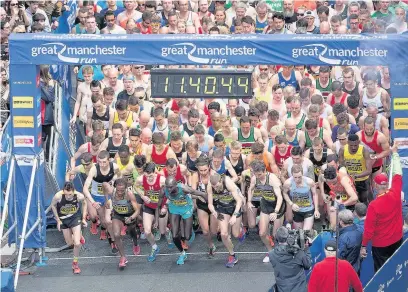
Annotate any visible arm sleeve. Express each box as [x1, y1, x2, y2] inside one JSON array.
[[338, 237, 347, 260], [301, 248, 313, 270], [391, 153, 402, 176], [362, 204, 376, 246], [41, 84, 56, 103]]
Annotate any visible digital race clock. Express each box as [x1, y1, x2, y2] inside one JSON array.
[[150, 69, 253, 99]]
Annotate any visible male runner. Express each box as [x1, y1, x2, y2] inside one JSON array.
[[207, 173, 245, 268], [283, 165, 319, 231], [247, 160, 285, 263], [83, 151, 120, 252], [146, 132, 177, 171], [191, 156, 218, 257], [134, 162, 167, 262], [339, 134, 373, 204], [161, 176, 208, 265], [105, 178, 140, 268], [319, 166, 359, 229], [232, 116, 263, 155], [50, 182, 87, 274]]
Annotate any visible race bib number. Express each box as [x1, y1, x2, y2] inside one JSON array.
[[150, 194, 159, 203], [113, 205, 129, 214], [172, 199, 187, 206], [97, 184, 103, 194]]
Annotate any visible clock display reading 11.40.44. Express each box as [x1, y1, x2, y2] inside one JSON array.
[[151, 69, 253, 99]]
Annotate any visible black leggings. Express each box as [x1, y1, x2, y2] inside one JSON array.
[[171, 214, 193, 252]]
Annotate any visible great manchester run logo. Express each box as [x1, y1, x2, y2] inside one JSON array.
[[291, 44, 388, 65], [31, 42, 127, 64], [161, 42, 257, 65]]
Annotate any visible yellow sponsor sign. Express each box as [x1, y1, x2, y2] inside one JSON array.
[[393, 98, 408, 110], [394, 118, 408, 130], [12, 96, 34, 109], [13, 116, 34, 128]]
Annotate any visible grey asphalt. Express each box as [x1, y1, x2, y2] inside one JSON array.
[[17, 230, 275, 292]]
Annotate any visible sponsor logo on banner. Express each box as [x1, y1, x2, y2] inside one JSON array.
[[393, 98, 408, 110], [291, 44, 388, 65], [161, 42, 257, 65], [12, 81, 33, 85], [13, 116, 34, 128], [14, 136, 35, 147], [15, 154, 35, 166], [394, 138, 408, 149], [12, 96, 34, 109], [394, 118, 408, 130], [31, 42, 127, 64]]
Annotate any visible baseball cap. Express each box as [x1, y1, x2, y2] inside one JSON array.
[[305, 10, 315, 18], [374, 173, 388, 186], [325, 240, 336, 251]]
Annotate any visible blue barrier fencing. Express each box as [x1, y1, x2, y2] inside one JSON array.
[[364, 238, 408, 292]]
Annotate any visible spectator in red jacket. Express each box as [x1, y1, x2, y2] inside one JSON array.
[[308, 240, 363, 292], [360, 143, 403, 272]]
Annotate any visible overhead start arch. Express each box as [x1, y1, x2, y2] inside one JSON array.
[[6, 33, 408, 282]]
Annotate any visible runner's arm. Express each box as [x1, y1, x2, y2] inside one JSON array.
[[225, 160, 238, 183], [77, 192, 88, 221], [282, 180, 293, 206], [341, 176, 359, 206], [128, 191, 141, 220], [227, 177, 242, 215], [83, 167, 96, 204], [182, 184, 207, 201], [50, 192, 62, 224], [206, 183, 216, 214], [354, 148, 372, 179]]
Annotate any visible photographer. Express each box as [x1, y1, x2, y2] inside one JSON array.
[[269, 227, 312, 292]]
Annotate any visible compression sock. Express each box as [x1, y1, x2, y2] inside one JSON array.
[[173, 236, 184, 252]]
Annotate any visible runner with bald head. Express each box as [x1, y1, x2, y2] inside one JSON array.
[[284, 118, 306, 149], [141, 127, 152, 145], [138, 110, 152, 130], [159, 176, 207, 265]]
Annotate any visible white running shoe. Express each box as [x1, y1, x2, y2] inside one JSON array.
[[263, 254, 270, 263]]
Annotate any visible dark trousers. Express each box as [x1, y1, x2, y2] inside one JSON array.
[[372, 238, 403, 272], [42, 124, 53, 160]]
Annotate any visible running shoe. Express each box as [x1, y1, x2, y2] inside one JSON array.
[[238, 226, 247, 243], [121, 225, 127, 236], [263, 254, 270, 263], [80, 235, 86, 245], [111, 243, 119, 254], [140, 232, 146, 240], [133, 245, 141, 255], [176, 253, 188, 265], [188, 230, 195, 246], [225, 254, 238, 268], [72, 261, 81, 274], [90, 222, 98, 235], [208, 245, 216, 258], [181, 240, 189, 250], [100, 230, 107, 240], [147, 246, 160, 262], [119, 257, 128, 268]]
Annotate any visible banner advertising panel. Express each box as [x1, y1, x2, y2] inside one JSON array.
[[8, 64, 46, 248]]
